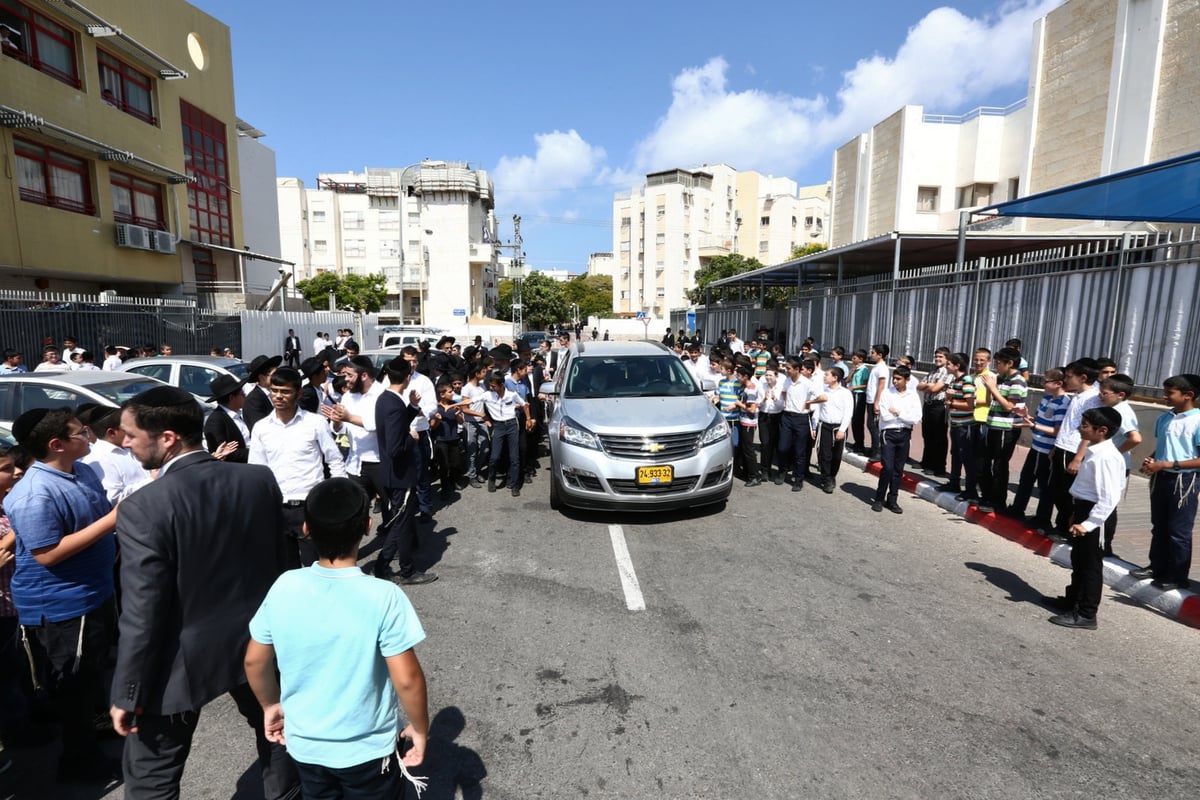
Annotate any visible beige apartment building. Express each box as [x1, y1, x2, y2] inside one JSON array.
[[277, 162, 501, 327], [609, 165, 830, 315], [830, 0, 1200, 246]]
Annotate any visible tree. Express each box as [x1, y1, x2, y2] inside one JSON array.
[[494, 271, 567, 330], [791, 242, 829, 259], [296, 271, 389, 314], [562, 274, 613, 320], [686, 253, 766, 304]]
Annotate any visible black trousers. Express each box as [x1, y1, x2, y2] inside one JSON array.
[[778, 412, 813, 483], [758, 413, 782, 476], [979, 427, 1020, 509], [736, 424, 758, 478], [874, 427, 912, 504], [1049, 446, 1079, 533], [1011, 448, 1052, 522], [352, 461, 383, 506], [1064, 498, 1102, 619], [920, 401, 948, 472], [280, 504, 318, 570], [121, 682, 299, 800], [24, 596, 116, 763], [817, 423, 845, 482], [376, 486, 418, 578], [948, 423, 978, 495], [865, 404, 881, 459], [294, 752, 404, 800], [1148, 470, 1200, 583], [1101, 469, 1130, 556], [850, 392, 866, 451]]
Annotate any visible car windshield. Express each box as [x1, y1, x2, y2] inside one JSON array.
[[225, 362, 250, 379], [86, 378, 169, 405], [565, 356, 700, 399]]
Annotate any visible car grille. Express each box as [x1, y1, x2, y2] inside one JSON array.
[[598, 432, 699, 461], [608, 477, 700, 495]]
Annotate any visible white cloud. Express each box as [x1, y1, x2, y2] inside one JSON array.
[[493, 130, 606, 212], [631, 0, 1061, 177]]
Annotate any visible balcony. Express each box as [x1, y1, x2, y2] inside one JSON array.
[[468, 242, 493, 264], [698, 235, 732, 256]]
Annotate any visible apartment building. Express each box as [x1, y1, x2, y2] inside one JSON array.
[[829, 0, 1200, 246], [0, 0, 279, 299], [277, 161, 501, 327], [608, 165, 829, 315]]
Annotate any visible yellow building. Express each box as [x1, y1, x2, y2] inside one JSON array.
[[0, 0, 255, 294]]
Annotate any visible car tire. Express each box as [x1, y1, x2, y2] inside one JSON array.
[[549, 468, 563, 511]]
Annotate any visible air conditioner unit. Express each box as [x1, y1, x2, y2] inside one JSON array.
[[152, 230, 176, 254], [115, 223, 153, 251]]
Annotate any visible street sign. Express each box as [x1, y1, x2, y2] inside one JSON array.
[[635, 311, 647, 319], [511, 303, 523, 310], [452, 308, 466, 316]]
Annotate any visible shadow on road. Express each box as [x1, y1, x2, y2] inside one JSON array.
[[964, 561, 1047, 605], [412, 706, 486, 800]]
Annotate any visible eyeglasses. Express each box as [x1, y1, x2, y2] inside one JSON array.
[[67, 429, 90, 439]]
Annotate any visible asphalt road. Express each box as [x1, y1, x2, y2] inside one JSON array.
[[14, 465, 1200, 799]]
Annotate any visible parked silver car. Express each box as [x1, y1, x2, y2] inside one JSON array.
[[0, 371, 172, 429], [120, 356, 249, 405], [543, 341, 733, 511]]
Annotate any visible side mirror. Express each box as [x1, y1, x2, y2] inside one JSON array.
[[539, 381, 557, 396]]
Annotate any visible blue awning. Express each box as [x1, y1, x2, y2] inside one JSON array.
[[979, 150, 1200, 223]]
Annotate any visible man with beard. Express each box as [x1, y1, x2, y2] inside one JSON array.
[[110, 386, 299, 799], [323, 356, 385, 518]]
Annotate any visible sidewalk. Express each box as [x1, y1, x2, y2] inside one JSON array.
[[845, 430, 1199, 629]]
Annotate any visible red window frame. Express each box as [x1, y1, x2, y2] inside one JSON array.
[[0, 0, 80, 88], [192, 247, 217, 283], [97, 49, 156, 125], [180, 101, 232, 247], [14, 137, 94, 215], [110, 170, 164, 229]]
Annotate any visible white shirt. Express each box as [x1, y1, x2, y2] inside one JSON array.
[[249, 408, 346, 501], [814, 385, 854, 434], [1069, 437, 1127, 534], [34, 361, 70, 373], [727, 337, 745, 354], [757, 377, 784, 415], [102, 354, 123, 371], [483, 388, 524, 421], [866, 360, 890, 404], [221, 404, 250, 442], [461, 380, 488, 423], [338, 380, 384, 474], [77, 363, 100, 371], [780, 374, 819, 414], [406, 371, 437, 432], [878, 385, 923, 430], [80, 439, 151, 504], [312, 337, 326, 353], [1054, 384, 1102, 454]]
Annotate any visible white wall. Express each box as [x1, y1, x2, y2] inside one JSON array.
[[237, 134, 283, 292]]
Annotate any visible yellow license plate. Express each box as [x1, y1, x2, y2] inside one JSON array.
[[636, 465, 674, 485]]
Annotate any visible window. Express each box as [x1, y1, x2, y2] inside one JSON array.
[[110, 170, 163, 228], [620, 216, 630, 227], [0, 0, 80, 87], [656, 288, 666, 298], [1008, 177, 1020, 200], [369, 196, 397, 210], [181, 101, 232, 246], [192, 247, 216, 283], [313, 239, 327, 253], [655, 233, 665, 245], [343, 211, 364, 230], [312, 209, 326, 222], [758, 240, 769, 252], [956, 183, 994, 209], [97, 50, 155, 124], [407, 211, 421, 226], [916, 186, 940, 213], [14, 138, 93, 215], [378, 211, 399, 229], [619, 242, 631, 252], [760, 216, 770, 226], [656, 206, 665, 219], [179, 365, 221, 398], [344, 239, 366, 257], [380, 240, 400, 258]]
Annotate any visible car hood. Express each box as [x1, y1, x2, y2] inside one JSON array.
[[559, 394, 718, 433]]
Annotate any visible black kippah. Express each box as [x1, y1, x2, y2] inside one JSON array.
[[304, 478, 368, 528], [12, 407, 51, 444], [134, 385, 195, 407]]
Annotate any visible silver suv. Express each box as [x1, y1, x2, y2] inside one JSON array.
[[543, 341, 733, 511]]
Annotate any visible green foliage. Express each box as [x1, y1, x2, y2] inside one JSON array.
[[296, 272, 389, 314], [790, 242, 829, 259], [686, 253, 766, 304], [495, 278, 514, 321], [494, 271, 569, 329], [562, 273, 613, 319]]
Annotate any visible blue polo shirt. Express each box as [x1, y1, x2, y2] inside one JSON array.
[[6, 461, 114, 625]]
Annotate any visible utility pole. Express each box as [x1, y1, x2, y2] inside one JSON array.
[[495, 214, 524, 340]]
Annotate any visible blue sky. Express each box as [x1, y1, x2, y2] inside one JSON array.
[[195, 0, 1063, 272]]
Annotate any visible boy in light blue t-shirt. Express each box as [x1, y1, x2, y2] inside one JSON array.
[[245, 478, 430, 797]]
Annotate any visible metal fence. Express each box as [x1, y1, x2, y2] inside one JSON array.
[[677, 230, 1200, 395]]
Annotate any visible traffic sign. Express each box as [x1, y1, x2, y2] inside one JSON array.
[[635, 311, 647, 319], [452, 308, 466, 316]]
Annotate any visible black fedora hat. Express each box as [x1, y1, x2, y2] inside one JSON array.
[[246, 354, 282, 380], [206, 373, 248, 402], [299, 356, 326, 380]]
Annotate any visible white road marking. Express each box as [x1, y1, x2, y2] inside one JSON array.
[[607, 524, 646, 611]]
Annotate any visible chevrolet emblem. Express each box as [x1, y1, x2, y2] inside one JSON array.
[[643, 441, 665, 453]]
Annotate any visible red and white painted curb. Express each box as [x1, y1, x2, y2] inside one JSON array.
[[846, 453, 1200, 629]]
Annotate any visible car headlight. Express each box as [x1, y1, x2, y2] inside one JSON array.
[[559, 416, 602, 451], [699, 417, 730, 446]]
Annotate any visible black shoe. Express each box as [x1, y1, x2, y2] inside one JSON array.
[[1128, 567, 1155, 580], [1040, 594, 1073, 611], [885, 502, 903, 514], [954, 492, 978, 503], [469, 478, 483, 488], [975, 503, 994, 514], [511, 485, 521, 497], [524, 472, 534, 484], [1048, 611, 1097, 630], [938, 481, 962, 493], [772, 473, 784, 486], [744, 477, 762, 488], [871, 501, 883, 512], [372, 500, 384, 515], [417, 511, 434, 525], [1151, 579, 1189, 592], [397, 571, 439, 586], [1043, 530, 1069, 544], [791, 481, 802, 493], [822, 480, 835, 494], [487, 479, 497, 493], [372, 562, 396, 580]]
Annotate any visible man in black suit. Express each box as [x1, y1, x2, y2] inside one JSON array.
[[242, 354, 281, 432], [109, 386, 299, 799], [297, 356, 330, 414], [203, 374, 249, 463], [282, 328, 301, 368], [373, 357, 437, 585]]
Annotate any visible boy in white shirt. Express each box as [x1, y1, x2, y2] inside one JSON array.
[[871, 365, 922, 514]]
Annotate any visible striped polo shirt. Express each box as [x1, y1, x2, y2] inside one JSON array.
[[1030, 393, 1071, 453], [986, 372, 1029, 430], [948, 375, 974, 426]]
